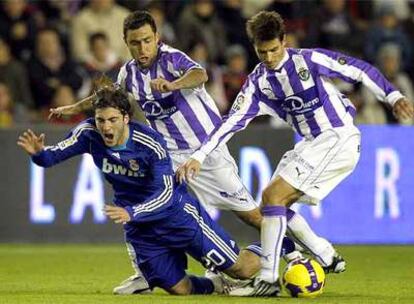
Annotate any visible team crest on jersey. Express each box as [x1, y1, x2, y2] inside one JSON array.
[[129, 159, 139, 171], [231, 94, 245, 112], [298, 67, 310, 81], [338, 57, 347, 65]]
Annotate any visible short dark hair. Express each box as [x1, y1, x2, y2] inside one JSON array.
[[246, 11, 285, 43], [93, 87, 132, 117], [123, 10, 157, 40]]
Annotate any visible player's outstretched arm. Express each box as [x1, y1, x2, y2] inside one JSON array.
[[48, 94, 95, 120], [176, 158, 201, 183], [17, 129, 45, 156], [392, 98, 414, 121], [150, 68, 208, 93]]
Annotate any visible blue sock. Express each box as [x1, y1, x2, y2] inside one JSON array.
[[189, 275, 215, 294], [245, 237, 296, 257]]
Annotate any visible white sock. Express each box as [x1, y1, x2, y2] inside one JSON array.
[[260, 206, 287, 283], [287, 211, 335, 266]]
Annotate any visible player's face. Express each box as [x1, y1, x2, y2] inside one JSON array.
[[95, 107, 130, 147], [254, 37, 286, 69], [125, 24, 159, 69]]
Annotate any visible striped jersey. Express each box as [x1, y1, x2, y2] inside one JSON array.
[[117, 43, 222, 152], [31, 118, 187, 223], [192, 48, 404, 162]]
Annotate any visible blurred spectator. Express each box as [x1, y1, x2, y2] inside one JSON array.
[[83, 32, 123, 82], [364, 4, 412, 72], [216, 0, 247, 46], [49, 85, 86, 124], [71, 0, 130, 62], [0, 82, 14, 128], [222, 45, 248, 114], [188, 39, 226, 113], [362, 43, 414, 124], [35, 0, 83, 55], [0, 38, 33, 120], [372, 0, 411, 21], [305, 0, 362, 54], [402, 2, 414, 80], [146, 2, 176, 45], [177, 0, 227, 64], [28, 28, 85, 113], [0, 0, 37, 61]]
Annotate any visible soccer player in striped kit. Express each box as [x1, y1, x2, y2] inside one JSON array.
[[19, 87, 287, 296], [49, 11, 345, 294], [178, 11, 414, 295]]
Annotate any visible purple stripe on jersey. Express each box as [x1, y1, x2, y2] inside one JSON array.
[[170, 51, 198, 72], [284, 57, 305, 92], [158, 60, 209, 144], [347, 105, 356, 118], [217, 98, 260, 145], [266, 72, 286, 100], [322, 97, 344, 127], [197, 96, 222, 127], [316, 78, 344, 128], [164, 118, 190, 149], [304, 111, 322, 137], [176, 93, 208, 143], [149, 65, 162, 100], [125, 62, 133, 92]]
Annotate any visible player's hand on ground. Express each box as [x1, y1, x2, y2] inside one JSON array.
[[17, 129, 45, 155], [393, 98, 414, 121], [48, 104, 80, 120], [104, 205, 131, 224], [176, 158, 201, 183], [150, 78, 176, 93]]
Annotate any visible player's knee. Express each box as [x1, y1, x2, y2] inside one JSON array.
[[225, 258, 258, 280], [234, 208, 262, 229], [262, 185, 284, 206], [168, 278, 192, 295]]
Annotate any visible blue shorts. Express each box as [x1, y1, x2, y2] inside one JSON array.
[[124, 194, 240, 289]]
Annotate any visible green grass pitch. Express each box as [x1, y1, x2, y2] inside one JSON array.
[[1, 244, 413, 304]]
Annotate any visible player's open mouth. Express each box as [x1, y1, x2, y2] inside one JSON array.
[[104, 134, 114, 141]]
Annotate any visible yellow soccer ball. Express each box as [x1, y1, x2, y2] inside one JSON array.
[[282, 258, 326, 298]]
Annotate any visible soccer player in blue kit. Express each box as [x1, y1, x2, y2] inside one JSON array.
[[178, 11, 414, 296], [18, 87, 285, 296]]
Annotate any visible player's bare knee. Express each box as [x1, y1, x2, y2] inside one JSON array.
[[225, 250, 260, 279], [168, 277, 192, 295], [234, 208, 262, 229]]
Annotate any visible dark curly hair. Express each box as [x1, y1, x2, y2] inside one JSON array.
[[246, 11, 285, 43], [92, 86, 132, 118]]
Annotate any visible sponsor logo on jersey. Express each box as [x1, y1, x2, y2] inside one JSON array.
[[102, 158, 139, 177], [298, 67, 310, 81], [283, 96, 320, 114]]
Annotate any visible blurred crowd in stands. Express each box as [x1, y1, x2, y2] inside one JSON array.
[[0, 0, 413, 128]]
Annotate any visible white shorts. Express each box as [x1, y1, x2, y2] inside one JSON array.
[[272, 126, 361, 205], [170, 145, 258, 212]]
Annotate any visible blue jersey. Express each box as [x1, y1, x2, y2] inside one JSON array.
[[31, 118, 186, 223]]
